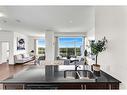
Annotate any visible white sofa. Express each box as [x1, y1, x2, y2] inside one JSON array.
[[14, 54, 35, 64]]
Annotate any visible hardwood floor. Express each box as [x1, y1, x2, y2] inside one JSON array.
[[0, 62, 35, 89]]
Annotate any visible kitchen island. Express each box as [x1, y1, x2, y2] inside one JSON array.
[[0, 65, 121, 90]]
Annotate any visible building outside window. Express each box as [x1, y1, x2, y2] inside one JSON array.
[[58, 37, 84, 57], [36, 38, 45, 57]]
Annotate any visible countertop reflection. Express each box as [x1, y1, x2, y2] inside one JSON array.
[[1, 65, 121, 84]]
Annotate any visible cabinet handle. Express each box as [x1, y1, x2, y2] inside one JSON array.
[[84, 85, 86, 89], [81, 85, 84, 89], [109, 84, 112, 90], [3, 85, 6, 89], [23, 84, 25, 89]]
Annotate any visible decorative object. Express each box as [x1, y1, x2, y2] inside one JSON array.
[[17, 37, 25, 50], [83, 49, 90, 71], [67, 55, 71, 59], [90, 37, 108, 72], [84, 50, 88, 65], [30, 50, 35, 56]]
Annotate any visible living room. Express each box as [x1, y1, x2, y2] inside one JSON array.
[[0, 6, 94, 65], [0, 6, 127, 90]]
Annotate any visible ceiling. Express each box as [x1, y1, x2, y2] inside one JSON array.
[[0, 6, 95, 36]]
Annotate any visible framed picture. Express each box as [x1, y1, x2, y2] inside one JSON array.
[[17, 37, 25, 50]]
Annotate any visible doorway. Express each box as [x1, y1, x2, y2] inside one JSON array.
[[1, 42, 9, 63]]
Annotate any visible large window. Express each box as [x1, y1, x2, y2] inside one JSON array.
[[36, 38, 45, 56], [58, 37, 84, 57]]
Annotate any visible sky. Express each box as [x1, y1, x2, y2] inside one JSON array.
[[37, 37, 83, 48], [58, 37, 83, 48], [37, 38, 45, 47]]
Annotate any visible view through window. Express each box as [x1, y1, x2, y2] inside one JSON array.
[[36, 38, 45, 57], [58, 37, 84, 57]]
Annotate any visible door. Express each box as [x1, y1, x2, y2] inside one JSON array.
[[1, 42, 9, 63]]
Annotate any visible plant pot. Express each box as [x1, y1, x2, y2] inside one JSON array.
[[92, 64, 101, 76], [92, 64, 100, 71]]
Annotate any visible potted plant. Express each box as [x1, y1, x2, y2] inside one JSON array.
[[90, 37, 107, 72]]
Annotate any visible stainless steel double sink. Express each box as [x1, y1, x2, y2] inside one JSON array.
[[64, 70, 95, 80]]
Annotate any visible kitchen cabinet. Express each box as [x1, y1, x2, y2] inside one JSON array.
[[3, 83, 120, 90], [58, 83, 119, 89], [3, 84, 24, 90]]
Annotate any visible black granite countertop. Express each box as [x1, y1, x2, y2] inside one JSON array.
[[0, 65, 121, 84]]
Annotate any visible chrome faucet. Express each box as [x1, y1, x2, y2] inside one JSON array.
[[75, 64, 81, 71], [74, 64, 81, 79]]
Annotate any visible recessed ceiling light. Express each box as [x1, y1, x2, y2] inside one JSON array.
[[16, 19, 21, 23], [69, 20, 73, 23], [0, 12, 5, 17], [2, 19, 7, 23]]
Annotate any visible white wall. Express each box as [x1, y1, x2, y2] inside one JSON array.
[[55, 32, 86, 37], [95, 7, 127, 89], [0, 43, 2, 63], [13, 32, 28, 55], [28, 36, 38, 55], [45, 31, 55, 61], [54, 37, 58, 59], [87, 28, 95, 40], [86, 26, 95, 53]]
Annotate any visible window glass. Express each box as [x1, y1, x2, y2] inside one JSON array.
[[58, 37, 84, 57], [36, 38, 45, 56]]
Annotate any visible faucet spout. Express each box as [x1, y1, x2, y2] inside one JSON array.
[[75, 64, 81, 71]]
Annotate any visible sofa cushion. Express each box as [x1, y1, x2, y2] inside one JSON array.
[[23, 54, 30, 58], [14, 53, 35, 64], [16, 54, 23, 60]]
